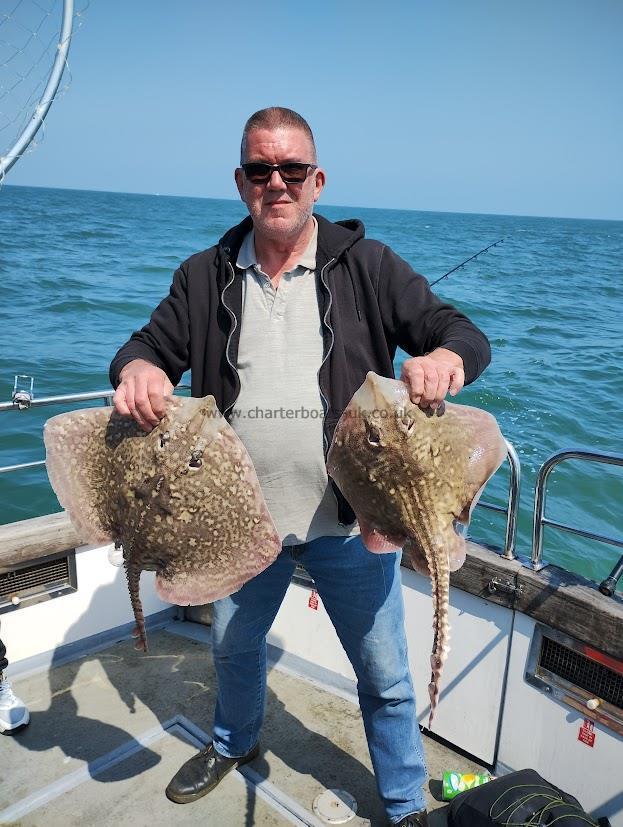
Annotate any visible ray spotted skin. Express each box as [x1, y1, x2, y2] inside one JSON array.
[[44, 395, 281, 650], [326, 372, 506, 725]]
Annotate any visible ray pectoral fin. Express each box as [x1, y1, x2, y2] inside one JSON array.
[[461, 410, 508, 512], [44, 407, 119, 544], [455, 480, 487, 538], [446, 480, 489, 571], [358, 515, 405, 553], [154, 509, 282, 606], [445, 409, 507, 571], [154, 538, 280, 605]]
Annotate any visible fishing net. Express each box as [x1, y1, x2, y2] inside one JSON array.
[[0, 0, 87, 185]]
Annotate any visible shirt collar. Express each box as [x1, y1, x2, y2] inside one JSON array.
[[236, 217, 318, 272]]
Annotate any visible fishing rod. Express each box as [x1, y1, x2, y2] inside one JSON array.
[[429, 237, 507, 287]]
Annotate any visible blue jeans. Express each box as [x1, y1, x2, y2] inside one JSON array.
[[211, 534, 427, 822]]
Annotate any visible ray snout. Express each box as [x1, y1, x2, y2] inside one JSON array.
[[180, 395, 224, 441], [352, 372, 411, 418]]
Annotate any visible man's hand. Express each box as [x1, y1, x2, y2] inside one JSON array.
[[400, 348, 464, 411], [113, 359, 174, 431]]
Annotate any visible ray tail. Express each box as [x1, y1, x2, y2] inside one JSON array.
[[125, 562, 148, 652], [425, 544, 450, 728]]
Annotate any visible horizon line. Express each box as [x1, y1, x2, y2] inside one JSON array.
[[3, 182, 622, 224]]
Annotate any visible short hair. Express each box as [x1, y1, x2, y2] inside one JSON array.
[[240, 107, 317, 164]]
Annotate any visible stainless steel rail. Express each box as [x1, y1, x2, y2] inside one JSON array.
[[0, 389, 116, 412], [477, 440, 521, 560], [0, 460, 46, 476], [0, 386, 190, 475], [531, 449, 623, 571]]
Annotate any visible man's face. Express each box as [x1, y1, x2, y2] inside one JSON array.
[[235, 126, 325, 243]]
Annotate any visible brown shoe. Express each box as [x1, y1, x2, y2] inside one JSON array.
[[165, 741, 260, 804]]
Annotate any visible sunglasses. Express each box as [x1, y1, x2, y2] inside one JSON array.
[[241, 162, 317, 184]]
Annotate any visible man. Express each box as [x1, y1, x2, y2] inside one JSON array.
[[110, 107, 491, 827]]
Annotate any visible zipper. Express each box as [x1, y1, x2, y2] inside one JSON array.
[[317, 257, 347, 525], [317, 257, 336, 454], [221, 259, 241, 419]]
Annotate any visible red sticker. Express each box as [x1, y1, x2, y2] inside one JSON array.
[[308, 589, 319, 610], [578, 718, 595, 747]]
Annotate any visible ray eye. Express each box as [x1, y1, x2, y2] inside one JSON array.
[[159, 432, 170, 448], [188, 449, 203, 469], [367, 425, 381, 446]]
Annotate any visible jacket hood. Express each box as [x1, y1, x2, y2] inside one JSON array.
[[217, 213, 365, 268], [315, 214, 365, 264]]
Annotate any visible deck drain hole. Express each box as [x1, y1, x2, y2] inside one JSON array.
[[312, 789, 357, 824]]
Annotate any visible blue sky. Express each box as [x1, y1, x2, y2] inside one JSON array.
[[4, 0, 622, 219]]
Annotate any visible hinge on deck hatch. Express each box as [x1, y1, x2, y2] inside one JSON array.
[[488, 577, 523, 596]]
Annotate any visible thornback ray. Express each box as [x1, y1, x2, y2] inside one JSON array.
[[44, 395, 281, 651], [326, 372, 507, 727]]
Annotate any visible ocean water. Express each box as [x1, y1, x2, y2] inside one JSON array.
[[1, 185, 622, 590]]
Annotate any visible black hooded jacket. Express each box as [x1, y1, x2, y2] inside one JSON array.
[[109, 213, 491, 524]]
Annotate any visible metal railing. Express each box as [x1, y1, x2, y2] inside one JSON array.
[[0, 389, 115, 413], [477, 440, 521, 560], [531, 449, 623, 571], [0, 386, 190, 475]]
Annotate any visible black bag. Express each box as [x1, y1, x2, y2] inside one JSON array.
[[447, 768, 598, 826]]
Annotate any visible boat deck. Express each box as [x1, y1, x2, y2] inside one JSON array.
[[1, 620, 487, 826]]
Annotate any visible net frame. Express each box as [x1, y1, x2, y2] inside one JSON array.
[[0, 0, 74, 181]]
